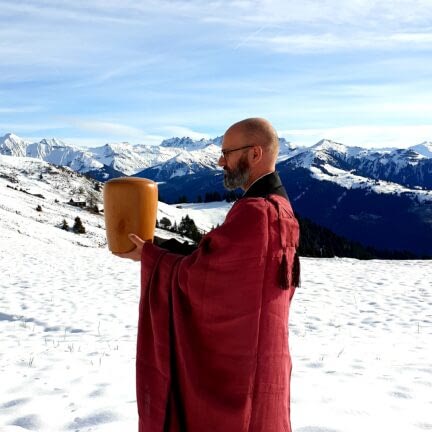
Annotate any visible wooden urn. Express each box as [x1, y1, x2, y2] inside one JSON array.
[[103, 177, 158, 253]]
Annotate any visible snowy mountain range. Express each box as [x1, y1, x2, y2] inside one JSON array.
[[2, 133, 431, 189], [2, 132, 432, 256], [0, 133, 298, 180]]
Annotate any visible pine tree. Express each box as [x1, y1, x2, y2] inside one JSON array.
[[179, 215, 202, 243], [160, 217, 172, 229], [61, 219, 69, 231], [36, 204, 42, 212], [73, 217, 86, 234]]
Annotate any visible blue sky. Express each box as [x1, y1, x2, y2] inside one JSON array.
[[1, 0, 432, 148]]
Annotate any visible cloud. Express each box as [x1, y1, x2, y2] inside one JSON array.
[[162, 126, 211, 140], [63, 118, 180, 145], [3, 0, 432, 28], [0, 106, 43, 113], [62, 135, 165, 148], [0, 0, 135, 24], [66, 119, 147, 139], [279, 124, 432, 148], [246, 31, 432, 53], [0, 122, 66, 133]]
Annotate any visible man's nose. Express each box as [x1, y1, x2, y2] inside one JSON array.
[[218, 155, 226, 167]]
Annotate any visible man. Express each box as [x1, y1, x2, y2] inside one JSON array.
[[116, 118, 300, 431]]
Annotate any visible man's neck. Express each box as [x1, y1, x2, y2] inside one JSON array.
[[243, 171, 274, 194]]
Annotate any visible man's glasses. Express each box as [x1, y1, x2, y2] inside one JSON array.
[[220, 145, 254, 160]]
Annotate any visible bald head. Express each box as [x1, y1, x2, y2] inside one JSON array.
[[225, 117, 279, 163], [220, 118, 280, 190]]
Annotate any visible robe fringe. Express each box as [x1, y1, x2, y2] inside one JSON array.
[[267, 194, 301, 290]]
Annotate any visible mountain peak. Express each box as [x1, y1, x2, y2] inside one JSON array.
[[312, 139, 347, 149], [102, 141, 133, 151], [160, 137, 196, 148], [409, 141, 432, 158], [160, 136, 214, 150], [39, 137, 67, 148], [0, 132, 28, 156], [1, 132, 25, 143]]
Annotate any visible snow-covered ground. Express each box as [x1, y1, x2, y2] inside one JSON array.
[[310, 163, 432, 203], [1, 155, 431, 431]]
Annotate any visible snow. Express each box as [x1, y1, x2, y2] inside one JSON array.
[[0, 228, 139, 432], [1, 234, 431, 431], [409, 141, 432, 159], [91, 143, 179, 176], [0, 134, 28, 157], [290, 257, 432, 431], [160, 136, 214, 150], [157, 201, 232, 232], [1, 155, 431, 432], [310, 163, 432, 203]]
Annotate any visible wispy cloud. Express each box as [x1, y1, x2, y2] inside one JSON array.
[[246, 31, 432, 53], [0, 122, 66, 133], [4, 0, 432, 31], [279, 125, 432, 149], [62, 135, 165, 148], [66, 119, 147, 139], [0, 106, 44, 113], [162, 126, 211, 140]]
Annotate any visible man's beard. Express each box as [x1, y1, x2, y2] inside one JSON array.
[[223, 155, 250, 190]]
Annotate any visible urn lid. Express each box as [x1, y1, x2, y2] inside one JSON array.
[[105, 176, 156, 185]]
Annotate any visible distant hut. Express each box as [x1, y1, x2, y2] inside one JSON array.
[[68, 198, 86, 208]]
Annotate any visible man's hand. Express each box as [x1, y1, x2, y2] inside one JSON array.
[[112, 233, 145, 261]]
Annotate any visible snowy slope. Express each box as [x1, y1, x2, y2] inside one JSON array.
[[137, 145, 222, 180], [409, 141, 432, 158], [0, 156, 230, 245], [309, 163, 432, 203], [1, 214, 431, 431], [0, 156, 107, 248]]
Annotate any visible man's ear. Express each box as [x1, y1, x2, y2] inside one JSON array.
[[250, 145, 263, 165]]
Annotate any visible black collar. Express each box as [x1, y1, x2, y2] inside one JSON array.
[[242, 171, 288, 200]]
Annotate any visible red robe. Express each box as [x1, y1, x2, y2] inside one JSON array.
[[137, 194, 300, 431]]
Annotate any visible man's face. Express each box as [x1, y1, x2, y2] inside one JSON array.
[[222, 153, 250, 190], [218, 129, 251, 190]]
